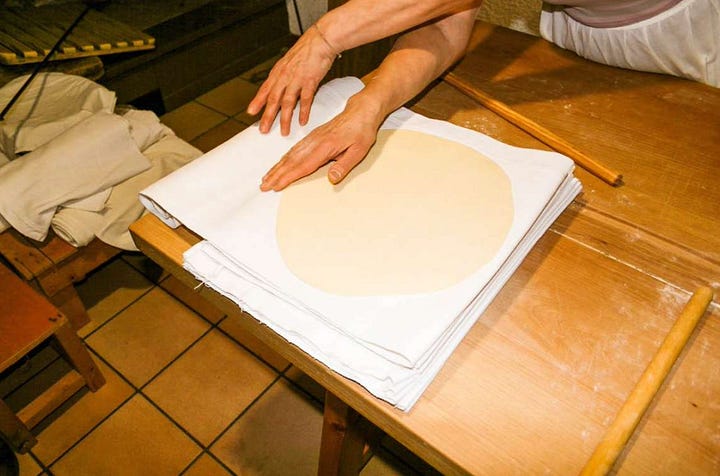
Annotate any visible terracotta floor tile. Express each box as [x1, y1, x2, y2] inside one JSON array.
[[196, 76, 259, 123], [191, 119, 249, 153], [144, 330, 277, 445], [160, 102, 226, 142], [360, 449, 417, 475], [50, 395, 201, 476], [120, 252, 167, 283], [239, 56, 281, 85], [158, 275, 225, 324], [86, 287, 210, 387], [32, 357, 133, 465], [17, 452, 42, 476], [219, 311, 290, 372], [183, 453, 232, 476], [76, 258, 153, 338], [210, 380, 323, 475]]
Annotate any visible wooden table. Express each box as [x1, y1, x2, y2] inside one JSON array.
[[130, 22, 720, 475]]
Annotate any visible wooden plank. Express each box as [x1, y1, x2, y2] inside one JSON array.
[[0, 29, 38, 60], [0, 230, 75, 280], [550, 202, 720, 293], [84, 9, 155, 47], [6, 8, 90, 53], [447, 23, 720, 266], [15, 369, 85, 429], [2, 10, 75, 55], [0, 262, 63, 372], [0, 4, 155, 65], [34, 237, 120, 297]]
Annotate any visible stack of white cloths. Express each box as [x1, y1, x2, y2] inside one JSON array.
[[139, 77, 582, 411]]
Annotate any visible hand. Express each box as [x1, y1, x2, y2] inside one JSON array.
[[247, 25, 339, 136], [260, 96, 384, 191]]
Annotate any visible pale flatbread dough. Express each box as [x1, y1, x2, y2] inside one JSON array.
[[276, 129, 514, 296]]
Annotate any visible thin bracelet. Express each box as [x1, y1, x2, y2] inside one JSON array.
[[313, 23, 342, 59]]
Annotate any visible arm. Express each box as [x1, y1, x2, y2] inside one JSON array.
[[260, 6, 478, 191], [247, 0, 482, 135]]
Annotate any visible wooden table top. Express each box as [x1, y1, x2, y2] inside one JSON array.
[[130, 21, 720, 475]]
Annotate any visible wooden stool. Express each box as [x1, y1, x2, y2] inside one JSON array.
[[0, 262, 105, 454], [0, 229, 120, 330]]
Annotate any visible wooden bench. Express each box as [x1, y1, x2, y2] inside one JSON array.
[[0, 229, 120, 330], [0, 261, 105, 454]]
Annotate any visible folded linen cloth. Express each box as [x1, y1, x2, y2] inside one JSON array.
[[0, 111, 150, 241], [51, 133, 202, 250], [140, 77, 582, 410], [0, 73, 116, 158]]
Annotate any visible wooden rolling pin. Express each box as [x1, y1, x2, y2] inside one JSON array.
[[580, 286, 715, 476], [443, 72, 623, 186]]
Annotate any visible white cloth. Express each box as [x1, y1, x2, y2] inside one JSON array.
[[122, 109, 173, 152], [51, 134, 202, 250], [540, 0, 719, 87], [0, 111, 150, 241], [0, 73, 116, 158], [140, 77, 582, 410]]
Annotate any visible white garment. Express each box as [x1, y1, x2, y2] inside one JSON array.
[[122, 109, 174, 152], [140, 77, 582, 410], [0, 73, 116, 158], [51, 134, 201, 250], [540, 0, 719, 87], [0, 111, 150, 241]]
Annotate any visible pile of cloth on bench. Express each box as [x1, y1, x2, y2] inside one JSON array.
[[0, 73, 201, 250]]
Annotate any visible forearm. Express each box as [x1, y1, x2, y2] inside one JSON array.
[[318, 0, 483, 53], [346, 7, 479, 128]]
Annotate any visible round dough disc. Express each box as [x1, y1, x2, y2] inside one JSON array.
[[276, 129, 514, 296]]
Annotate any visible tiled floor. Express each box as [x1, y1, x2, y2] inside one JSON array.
[[2, 59, 436, 475]]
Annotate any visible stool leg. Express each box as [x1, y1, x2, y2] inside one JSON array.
[[53, 323, 105, 391], [0, 400, 36, 454], [48, 286, 90, 330]]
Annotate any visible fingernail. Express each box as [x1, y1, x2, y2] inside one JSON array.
[[328, 169, 342, 184]]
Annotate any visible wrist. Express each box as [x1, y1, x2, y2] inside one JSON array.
[[312, 24, 342, 61], [345, 91, 389, 129], [315, 14, 345, 57]]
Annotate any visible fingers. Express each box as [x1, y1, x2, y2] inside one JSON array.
[[246, 28, 335, 135], [260, 139, 335, 192], [299, 85, 317, 126], [328, 141, 374, 184]]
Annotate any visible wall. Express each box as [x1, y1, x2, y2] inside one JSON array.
[[477, 0, 543, 35], [286, 0, 326, 35]]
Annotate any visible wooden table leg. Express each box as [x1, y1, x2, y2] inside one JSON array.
[[0, 399, 36, 454], [318, 391, 372, 476]]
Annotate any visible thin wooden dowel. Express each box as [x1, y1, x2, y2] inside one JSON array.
[[443, 72, 623, 186], [580, 286, 715, 476]]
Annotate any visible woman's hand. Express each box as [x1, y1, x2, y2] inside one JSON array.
[[247, 25, 340, 136], [260, 95, 385, 191]]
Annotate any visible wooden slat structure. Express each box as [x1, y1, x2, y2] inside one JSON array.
[[0, 4, 154, 66]]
